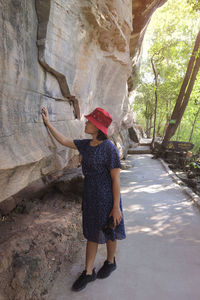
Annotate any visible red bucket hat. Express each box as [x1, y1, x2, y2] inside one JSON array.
[[84, 107, 112, 135]]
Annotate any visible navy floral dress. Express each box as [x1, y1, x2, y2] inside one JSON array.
[[73, 139, 126, 244]]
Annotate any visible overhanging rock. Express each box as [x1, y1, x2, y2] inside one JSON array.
[[0, 0, 167, 203]]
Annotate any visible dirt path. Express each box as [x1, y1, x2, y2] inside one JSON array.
[[48, 154, 200, 300]]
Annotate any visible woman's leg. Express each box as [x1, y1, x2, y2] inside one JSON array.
[[106, 239, 117, 263], [97, 239, 117, 278], [85, 240, 98, 274]]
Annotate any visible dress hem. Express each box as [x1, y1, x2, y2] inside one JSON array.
[[83, 234, 126, 244]]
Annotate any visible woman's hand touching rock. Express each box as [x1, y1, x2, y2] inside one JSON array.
[[41, 106, 50, 126]]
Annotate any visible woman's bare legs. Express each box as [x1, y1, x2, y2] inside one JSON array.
[[85, 239, 116, 274], [85, 241, 98, 274], [106, 239, 117, 263]]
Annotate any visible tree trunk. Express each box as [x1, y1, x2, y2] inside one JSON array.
[[156, 111, 164, 136], [151, 57, 159, 148], [146, 118, 149, 137], [150, 117, 153, 137], [189, 105, 200, 142], [146, 118, 150, 138], [176, 123, 181, 140], [145, 118, 148, 137], [161, 30, 200, 148]]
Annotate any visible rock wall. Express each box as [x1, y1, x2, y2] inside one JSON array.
[[0, 0, 167, 203], [0, 180, 84, 300]]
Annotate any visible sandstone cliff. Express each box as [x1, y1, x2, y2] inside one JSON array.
[[0, 0, 166, 203], [0, 1, 168, 299]]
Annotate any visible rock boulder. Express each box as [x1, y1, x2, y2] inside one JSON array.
[[0, 0, 167, 203]]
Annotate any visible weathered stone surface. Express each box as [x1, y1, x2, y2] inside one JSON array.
[[0, 197, 19, 216], [128, 123, 147, 143], [0, 1, 169, 298], [128, 0, 167, 91], [0, 164, 82, 216], [0, 0, 167, 203], [112, 128, 131, 159], [129, 126, 140, 143], [54, 167, 84, 197], [0, 188, 84, 300]]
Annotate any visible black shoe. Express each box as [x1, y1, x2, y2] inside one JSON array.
[[97, 257, 117, 279], [72, 268, 96, 291]]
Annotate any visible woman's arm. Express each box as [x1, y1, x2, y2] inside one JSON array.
[[46, 122, 77, 149], [109, 168, 122, 227], [41, 106, 77, 149]]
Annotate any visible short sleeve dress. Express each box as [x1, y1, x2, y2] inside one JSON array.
[[73, 138, 126, 244]]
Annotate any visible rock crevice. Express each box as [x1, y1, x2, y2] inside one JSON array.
[[35, 0, 80, 119], [0, 0, 167, 204]]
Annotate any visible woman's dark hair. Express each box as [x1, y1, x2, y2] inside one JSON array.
[[97, 129, 108, 141]]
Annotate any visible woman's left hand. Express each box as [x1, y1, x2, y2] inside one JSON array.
[[109, 207, 122, 227]]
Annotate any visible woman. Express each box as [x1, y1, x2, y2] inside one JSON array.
[[41, 106, 126, 291]]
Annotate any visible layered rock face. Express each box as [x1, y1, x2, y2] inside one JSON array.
[[0, 1, 168, 299], [0, 0, 166, 203]]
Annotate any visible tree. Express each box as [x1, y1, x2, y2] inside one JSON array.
[[132, 81, 155, 137], [151, 55, 159, 147], [189, 100, 200, 142], [161, 30, 200, 147], [131, 0, 200, 153]]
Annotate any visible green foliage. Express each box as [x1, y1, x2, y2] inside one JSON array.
[[190, 162, 200, 169], [131, 0, 200, 152], [187, 0, 200, 11], [169, 120, 176, 124]]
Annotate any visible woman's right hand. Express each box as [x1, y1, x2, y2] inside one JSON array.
[[41, 106, 50, 126]]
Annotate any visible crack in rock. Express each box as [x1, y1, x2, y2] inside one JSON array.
[[35, 0, 80, 119]]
